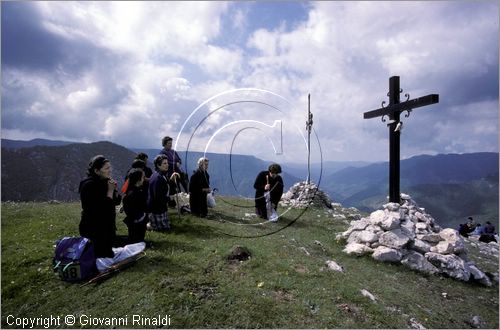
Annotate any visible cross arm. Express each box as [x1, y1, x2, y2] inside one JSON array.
[[363, 94, 439, 119]]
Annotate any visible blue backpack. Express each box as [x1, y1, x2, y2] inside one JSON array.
[[53, 237, 98, 282]]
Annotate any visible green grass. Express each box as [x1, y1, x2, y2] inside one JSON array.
[[1, 199, 498, 328]]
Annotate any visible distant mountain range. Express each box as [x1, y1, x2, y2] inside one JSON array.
[[2, 138, 75, 149], [1, 141, 135, 201], [131, 148, 301, 198], [1, 138, 498, 230], [322, 152, 499, 229]]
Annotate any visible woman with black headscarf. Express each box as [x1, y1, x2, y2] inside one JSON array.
[[78, 155, 122, 258]]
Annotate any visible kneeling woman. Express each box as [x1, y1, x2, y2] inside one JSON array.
[[79, 155, 123, 258], [147, 155, 179, 231], [123, 168, 148, 243]]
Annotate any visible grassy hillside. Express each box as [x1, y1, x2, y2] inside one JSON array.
[[1, 200, 498, 329]]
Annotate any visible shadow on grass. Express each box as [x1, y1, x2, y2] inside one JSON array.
[[202, 210, 314, 238], [145, 236, 204, 256]]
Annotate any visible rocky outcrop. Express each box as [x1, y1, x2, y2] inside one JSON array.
[[280, 181, 334, 209], [337, 194, 496, 286], [280, 181, 362, 221]]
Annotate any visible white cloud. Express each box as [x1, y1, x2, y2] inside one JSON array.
[[196, 45, 243, 77], [2, 1, 498, 162], [67, 86, 100, 110]]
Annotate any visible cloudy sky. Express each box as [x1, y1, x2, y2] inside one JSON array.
[[2, 1, 498, 163]]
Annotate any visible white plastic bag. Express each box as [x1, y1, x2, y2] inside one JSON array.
[[96, 242, 146, 272], [207, 190, 216, 208], [264, 191, 278, 222]]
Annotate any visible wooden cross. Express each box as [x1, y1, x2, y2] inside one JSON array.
[[363, 76, 439, 203]]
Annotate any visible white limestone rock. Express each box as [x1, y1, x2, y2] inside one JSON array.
[[430, 241, 454, 255], [400, 219, 416, 237], [415, 222, 428, 232], [380, 215, 400, 231], [369, 210, 386, 226], [341, 218, 370, 239], [343, 243, 374, 256], [379, 229, 411, 249], [408, 214, 419, 223], [365, 224, 382, 233], [383, 202, 400, 212], [325, 260, 344, 272], [358, 230, 379, 244], [350, 218, 370, 230], [425, 252, 471, 281], [372, 246, 403, 262], [410, 239, 432, 254], [401, 251, 439, 274], [409, 317, 426, 329], [419, 233, 443, 244], [414, 212, 425, 222], [468, 264, 492, 287], [346, 231, 361, 244], [439, 228, 466, 254], [360, 289, 377, 301]]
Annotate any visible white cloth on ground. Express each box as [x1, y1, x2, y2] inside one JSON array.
[[96, 242, 146, 272]]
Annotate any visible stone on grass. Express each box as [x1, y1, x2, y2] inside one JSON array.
[[360, 289, 376, 301], [325, 260, 344, 272]]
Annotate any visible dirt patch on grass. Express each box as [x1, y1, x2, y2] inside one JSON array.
[[227, 245, 252, 261], [294, 264, 309, 274], [273, 289, 294, 302]]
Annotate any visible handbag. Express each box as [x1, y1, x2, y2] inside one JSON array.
[[53, 237, 98, 282]]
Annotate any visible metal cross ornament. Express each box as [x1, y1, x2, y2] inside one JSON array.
[[363, 76, 439, 203]]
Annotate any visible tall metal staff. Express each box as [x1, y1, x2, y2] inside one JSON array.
[[306, 94, 313, 184]]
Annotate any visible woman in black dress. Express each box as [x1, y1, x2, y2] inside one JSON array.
[[189, 157, 211, 218], [78, 155, 122, 258], [123, 168, 148, 243]]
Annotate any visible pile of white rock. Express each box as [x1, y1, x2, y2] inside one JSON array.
[[337, 194, 494, 286], [280, 181, 333, 209]]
